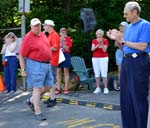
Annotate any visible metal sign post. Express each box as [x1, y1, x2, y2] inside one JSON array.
[[19, 0, 30, 37], [21, 14, 25, 37], [18, 0, 30, 90]]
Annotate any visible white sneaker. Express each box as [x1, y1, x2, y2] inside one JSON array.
[[104, 88, 109, 94], [93, 87, 101, 94]]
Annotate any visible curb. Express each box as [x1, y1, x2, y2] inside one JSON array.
[[42, 95, 120, 111]]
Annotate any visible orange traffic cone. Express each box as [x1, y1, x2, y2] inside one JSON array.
[[0, 75, 5, 92]]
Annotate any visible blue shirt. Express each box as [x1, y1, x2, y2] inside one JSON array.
[[146, 43, 150, 53], [123, 19, 150, 54]]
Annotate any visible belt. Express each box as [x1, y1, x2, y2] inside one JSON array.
[[30, 59, 50, 64], [124, 52, 149, 58], [40, 61, 50, 64], [34, 60, 50, 64]]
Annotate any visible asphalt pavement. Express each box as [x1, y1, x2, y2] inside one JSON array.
[[0, 85, 149, 128], [0, 86, 121, 127]]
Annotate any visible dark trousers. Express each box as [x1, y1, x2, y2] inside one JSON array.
[[4, 56, 18, 92], [120, 55, 150, 128]]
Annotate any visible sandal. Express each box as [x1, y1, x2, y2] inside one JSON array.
[[64, 90, 69, 94], [55, 90, 61, 94], [26, 98, 35, 112]]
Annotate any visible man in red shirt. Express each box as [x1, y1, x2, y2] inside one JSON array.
[[43, 19, 60, 107], [19, 18, 54, 121]]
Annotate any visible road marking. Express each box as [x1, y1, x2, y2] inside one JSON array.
[[64, 118, 92, 125], [56, 118, 120, 128], [57, 118, 95, 128], [68, 119, 95, 128], [7, 92, 30, 102], [57, 119, 78, 124]]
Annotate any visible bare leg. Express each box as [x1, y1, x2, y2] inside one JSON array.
[[95, 77, 100, 87], [41, 86, 56, 100], [56, 68, 62, 90], [50, 85, 56, 100], [41, 86, 50, 95], [64, 68, 69, 90], [32, 87, 42, 115], [103, 77, 108, 88]]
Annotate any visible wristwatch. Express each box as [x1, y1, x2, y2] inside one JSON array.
[[21, 68, 25, 72], [122, 40, 126, 45]]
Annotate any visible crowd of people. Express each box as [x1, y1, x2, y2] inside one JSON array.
[[1, 1, 150, 127], [0, 19, 110, 120]]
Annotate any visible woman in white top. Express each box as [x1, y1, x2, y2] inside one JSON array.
[[1, 32, 18, 93]]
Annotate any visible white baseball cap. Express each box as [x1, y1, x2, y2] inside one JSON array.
[[60, 27, 67, 32], [30, 18, 41, 26], [43, 20, 55, 26]]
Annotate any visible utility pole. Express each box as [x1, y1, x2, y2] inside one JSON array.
[[19, 0, 30, 37], [21, 0, 25, 37], [18, 0, 30, 90]]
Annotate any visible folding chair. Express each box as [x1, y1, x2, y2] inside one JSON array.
[[71, 56, 95, 92]]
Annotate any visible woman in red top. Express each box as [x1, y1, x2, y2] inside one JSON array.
[[91, 29, 109, 94], [56, 28, 72, 94]]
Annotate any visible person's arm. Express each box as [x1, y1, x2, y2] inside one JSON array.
[[107, 29, 148, 51], [101, 41, 108, 52], [120, 41, 148, 51], [50, 47, 57, 51], [64, 44, 69, 50], [115, 41, 122, 49], [91, 43, 99, 51], [19, 54, 27, 77], [63, 37, 72, 51], [9, 42, 17, 52], [51, 34, 60, 51]]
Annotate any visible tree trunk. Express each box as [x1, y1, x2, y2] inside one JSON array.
[[62, 0, 71, 13]]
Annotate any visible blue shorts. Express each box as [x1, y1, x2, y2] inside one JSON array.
[[115, 49, 123, 65], [26, 58, 54, 88], [58, 52, 71, 68]]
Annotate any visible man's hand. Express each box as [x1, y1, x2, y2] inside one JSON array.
[[106, 29, 119, 40], [106, 29, 123, 44]]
